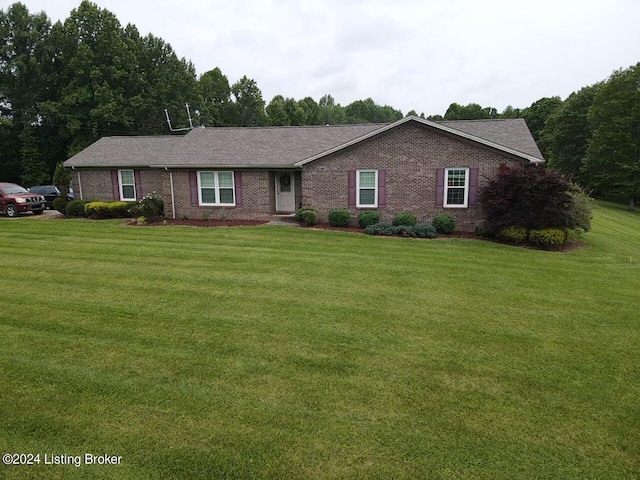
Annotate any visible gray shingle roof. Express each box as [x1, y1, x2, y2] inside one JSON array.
[[438, 118, 543, 160], [176, 123, 383, 167], [65, 116, 543, 168], [64, 136, 184, 168]]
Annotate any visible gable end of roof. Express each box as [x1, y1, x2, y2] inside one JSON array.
[[294, 116, 544, 166]]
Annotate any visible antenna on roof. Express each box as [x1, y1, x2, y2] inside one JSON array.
[[164, 104, 195, 132]]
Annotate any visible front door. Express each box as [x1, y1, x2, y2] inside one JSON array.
[[275, 171, 295, 213]]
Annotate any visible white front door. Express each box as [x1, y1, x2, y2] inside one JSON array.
[[275, 171, 295, 213]]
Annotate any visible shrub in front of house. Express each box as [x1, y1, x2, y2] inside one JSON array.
[[414, 223, 438, 238], [296, 206, 317, 222], [52, 196, 70, 214], [392, 212, 417, 226], [299, 209, 317, 226], [475, 223, 491, 237], [498, 226, 528, 243], [85, 201, 134, 219], [130, 192, 164, 223], [65, 200, 89, 217], [432, 214, 456, 234], [364, 222, 438, 239], [395, 225, 417, 237], [569, 185, 594, 232], [528, 228, 567, 249], [480, 164, 574, 234], [364, 222, 394, 236], [357, 211, 380, 228], [328, 208, 351, 227]]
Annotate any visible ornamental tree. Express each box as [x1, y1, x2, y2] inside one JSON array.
[[479, 164, 575, 233]]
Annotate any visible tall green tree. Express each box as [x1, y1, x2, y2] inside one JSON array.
[[0, 117, 20, 181], [521, 96, 563, 158], [52, 161, 71, 197], [0, 2, 53, 182], [443, 102, 498, 120], [43, 1, 139, 154], [583, 63, 640, 209], [265, 95, 307, 126], [543, 84, 600, 182], [500, 105, 522, 119], [19, 125, 48, 186], [297, 97, 320, 125], [318, 94, 346, 124], [197, 67, 232, 126], [0, 3, 51, 120], [43, 1, 198, 153], [126, 27, 198, 133], [283, 97, 306, 125], [345, 98, 402, 123], [265, 95, 290, 125], [230, 75, 266, 126]]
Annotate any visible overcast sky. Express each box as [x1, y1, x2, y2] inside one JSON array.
[[6, 0, 640, 116]]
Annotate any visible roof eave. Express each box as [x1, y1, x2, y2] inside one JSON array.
[[148, 164, 301, 170], [67, 163, 301, 170]]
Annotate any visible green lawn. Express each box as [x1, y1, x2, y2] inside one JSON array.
[[0, 202, 638, 479]]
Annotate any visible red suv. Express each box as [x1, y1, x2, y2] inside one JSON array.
[[0, 182, 46, 217]]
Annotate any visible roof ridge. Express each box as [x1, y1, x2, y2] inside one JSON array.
[[101, 135, 185, 139], [437, 118, 523, 123], [192, 123, 390, 131]]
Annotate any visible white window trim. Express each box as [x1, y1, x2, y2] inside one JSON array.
[[444, 167, 469, 208], [197, 171, 236, 206], [356, 169, 378, 208], [119, 169, 136, 201]]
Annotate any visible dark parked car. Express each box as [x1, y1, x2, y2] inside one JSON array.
[[28, 184, 74, 209], [0, 182, 46, 217]]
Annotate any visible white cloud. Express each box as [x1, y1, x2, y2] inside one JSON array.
[[7, 0, 640, 115]]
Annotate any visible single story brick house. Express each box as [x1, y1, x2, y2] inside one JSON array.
[[64, 115, 544, 230]]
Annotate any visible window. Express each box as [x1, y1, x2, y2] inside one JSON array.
[[444, 167, 469, 208], [357, 170, 378, 207], [119, 170, 136, 201], [198, 171, 235, 206]]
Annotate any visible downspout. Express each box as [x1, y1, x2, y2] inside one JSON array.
[[166, 167, 176, 219], [72, 166, 83, 200]]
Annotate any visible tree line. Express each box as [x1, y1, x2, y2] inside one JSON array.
[[0, 2, 402, 186], [1, 2, 638, 208]]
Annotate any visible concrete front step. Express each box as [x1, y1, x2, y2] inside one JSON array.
[[268, 213, 299, 226]]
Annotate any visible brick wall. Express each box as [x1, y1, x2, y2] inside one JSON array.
[[168, 169, 273, 220], [74, 169, 163, 202], [73, 170, 112, 201], [301, 122, 523, 231]]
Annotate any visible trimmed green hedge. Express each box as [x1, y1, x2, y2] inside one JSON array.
[[85, 201, 134, 219], [296, 207, 317, 221], [392, 212, 417, 226], [52, 196, 70, 214], [328, 208, 351, 227], [65, 200, 90, 217], [498, 226, 528, 243], [529, 228, 567, 249], [357, 211, 380, 228], [432, 214, 456, 234]]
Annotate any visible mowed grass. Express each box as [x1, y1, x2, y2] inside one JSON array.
[[0, 202, 638, 479]]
